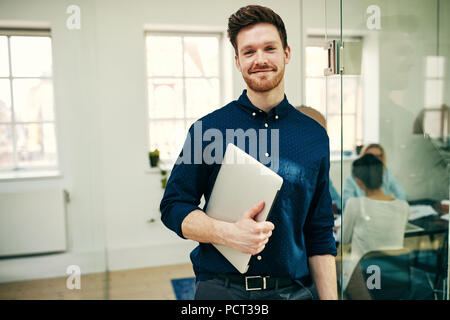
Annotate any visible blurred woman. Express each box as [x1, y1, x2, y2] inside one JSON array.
[[337, 154, 409, 292], [342, 143, 407, 208]]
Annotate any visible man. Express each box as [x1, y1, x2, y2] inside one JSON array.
[[160, 5, 337, 300]]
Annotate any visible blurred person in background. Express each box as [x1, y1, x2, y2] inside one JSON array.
[[342, 143, 407, 209]]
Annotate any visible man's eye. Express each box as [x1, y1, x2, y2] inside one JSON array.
[[244, 50, 254, 55], [267, 47, 275, 51]]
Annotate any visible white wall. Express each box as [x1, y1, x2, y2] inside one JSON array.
[[0, 0, 107, 282]]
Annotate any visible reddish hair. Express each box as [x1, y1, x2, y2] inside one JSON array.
[[227, 5, 288, 55]]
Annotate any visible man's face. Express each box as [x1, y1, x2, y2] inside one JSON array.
[[234, 23, 291, 93]]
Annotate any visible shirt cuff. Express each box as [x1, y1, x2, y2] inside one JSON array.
[[305, 227, 338, 257], [161, 202, 202, 239], [307, 245, 338, 257]]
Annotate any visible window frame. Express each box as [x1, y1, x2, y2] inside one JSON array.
[[0, 28, 60, 177], [144, 28, 226, 166]]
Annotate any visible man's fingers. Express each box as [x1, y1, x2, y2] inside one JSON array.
[[243, 201, 265, 219], [240, 234, 271, 255], [253, 230, 272, 252], [257, 230, 272, 241], [265, 222, 275, 231], [254, 222, 275, 234], [260, 236, 269, 246], [254, 244, 266, 255]]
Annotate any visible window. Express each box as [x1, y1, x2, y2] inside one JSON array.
[[145, 32, 222, 163], [305, 37, 363, 155], [0, 30, 58, 174], [421, 56, 447, 141]]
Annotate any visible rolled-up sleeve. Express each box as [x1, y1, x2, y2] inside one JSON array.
[[303, 151, 337, 257], [159, 125, 209, 239]]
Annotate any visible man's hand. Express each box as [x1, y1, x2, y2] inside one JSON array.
[[181, 201, 275, 255], [223, 201, 275, 255]]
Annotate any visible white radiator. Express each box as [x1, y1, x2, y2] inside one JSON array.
[[0, 189, 67, 257]]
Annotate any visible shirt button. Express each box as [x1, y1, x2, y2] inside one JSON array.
[[257, 255, 262, 260], [252, 112, 256, 116], [265, 152, 269, 157], [275, 115, 279, 119], [264, 123, 268, 128]]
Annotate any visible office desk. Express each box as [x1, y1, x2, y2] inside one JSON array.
[[335, 199, 448, 297], [406, 215, 448, 238], [407, 199, 448, 293], [407, 199, 448, 237], [334, 199, 448, 240]]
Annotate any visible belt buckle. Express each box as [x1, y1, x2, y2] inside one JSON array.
[[245, 276, 268, 291]]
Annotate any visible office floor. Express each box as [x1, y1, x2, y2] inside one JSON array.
[[0, 235, 445, 300], [0, 263, 195, 300]]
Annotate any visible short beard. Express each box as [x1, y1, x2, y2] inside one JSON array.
[[243, 64, 285, 93]]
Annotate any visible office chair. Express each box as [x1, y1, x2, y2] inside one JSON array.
[[345, 248, 434, 300], [408, 231, 448, 300]]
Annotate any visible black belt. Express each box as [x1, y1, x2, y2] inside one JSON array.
[[216, 274, 296, 291]]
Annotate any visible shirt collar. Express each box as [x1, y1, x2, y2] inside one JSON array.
[[236, 89, 291, 118]]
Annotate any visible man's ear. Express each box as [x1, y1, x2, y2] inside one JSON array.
[[235, 54, 242, 72], [284, 45, 291, 64]]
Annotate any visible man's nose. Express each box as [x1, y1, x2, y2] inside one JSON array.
[[254, 50, 268, 65]]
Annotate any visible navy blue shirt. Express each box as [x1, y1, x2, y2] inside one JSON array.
[[160, 90, 337, 285]]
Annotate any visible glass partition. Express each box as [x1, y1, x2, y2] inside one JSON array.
[[337, 0, 449, 300]]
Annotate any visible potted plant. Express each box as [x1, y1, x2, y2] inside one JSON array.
[[355, 144, 364, 155], [149, 149, 160, 167]]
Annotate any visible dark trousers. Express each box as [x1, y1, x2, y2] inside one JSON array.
[[194, 277, 317, 300]]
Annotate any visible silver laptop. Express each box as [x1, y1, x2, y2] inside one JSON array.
[[204, 143, 283, 274]]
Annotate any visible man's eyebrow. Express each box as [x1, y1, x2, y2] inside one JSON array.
[[239, 41, 279, 52]]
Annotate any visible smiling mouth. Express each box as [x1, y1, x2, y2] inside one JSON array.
[[250, 70, 274, 74]]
